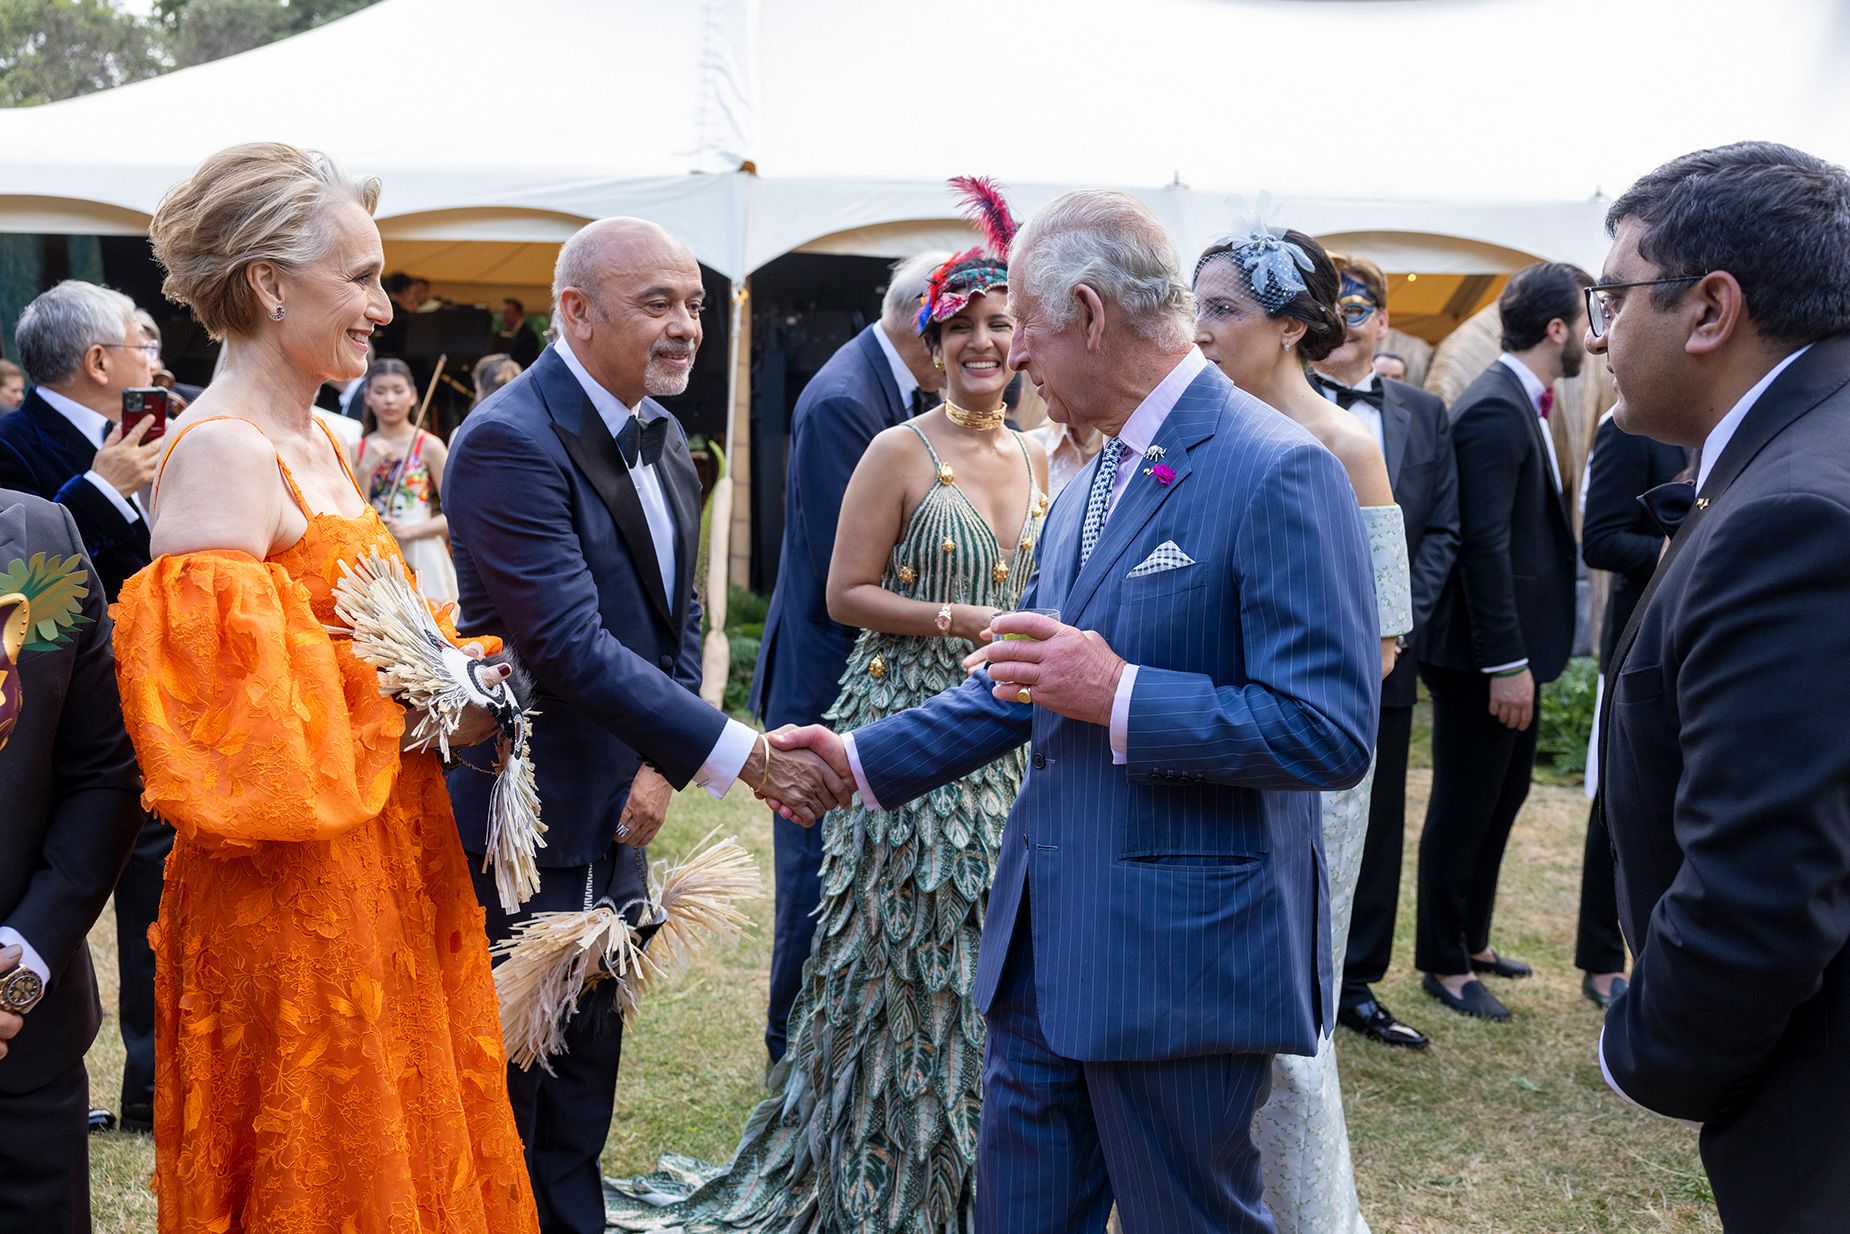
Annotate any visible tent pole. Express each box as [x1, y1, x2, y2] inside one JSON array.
[[700, 277, 751, 705]]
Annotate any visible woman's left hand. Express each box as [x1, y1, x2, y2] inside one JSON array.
[[1380, 637, 1400, 680]]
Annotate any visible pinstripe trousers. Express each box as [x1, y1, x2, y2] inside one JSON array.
[[978, 886, 1277, 1234]]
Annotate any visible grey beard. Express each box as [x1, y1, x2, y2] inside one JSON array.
[[645, 355, 694, 397]]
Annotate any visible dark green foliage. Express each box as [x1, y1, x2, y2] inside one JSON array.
[[723, 632, 760, 719], [1538, 656, 1599, 777]]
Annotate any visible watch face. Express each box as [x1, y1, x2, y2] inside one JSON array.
[[2, 966, 41, 1010]]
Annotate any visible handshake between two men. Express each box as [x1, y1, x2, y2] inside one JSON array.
[[757, 611, 1128, 824]]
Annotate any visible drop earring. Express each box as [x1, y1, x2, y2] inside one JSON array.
[[933, 356, 944, 371]]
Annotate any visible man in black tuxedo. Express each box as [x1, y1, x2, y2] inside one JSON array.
[[1575, 413, 1688, 1011], [0, 488, 143, 1232], [1311, 252, 1460, 1050], [746, 250, 945, 1061], [445, 218, 847, 1234], [0, 280, 169, 1133], [1416, 261, 1587, 1022], [1591, 141, 1850, 1233]]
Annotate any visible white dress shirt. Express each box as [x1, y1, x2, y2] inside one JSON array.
[[841, 349, 1209, 806], [1313, 368, 1386, 456], [1695, 343, 1811, 493], [1024, 420, 1103, 499], [872, 321, 922, 413], [552, 339, 754, 797], [37, 386, 142, 524]]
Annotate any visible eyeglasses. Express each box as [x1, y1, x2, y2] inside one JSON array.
[[102, 342, 160, 359], [1584, 276, 1703, 340]]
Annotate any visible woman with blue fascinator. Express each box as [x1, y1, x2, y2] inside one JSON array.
[[1192, 226, 1411, 1234]]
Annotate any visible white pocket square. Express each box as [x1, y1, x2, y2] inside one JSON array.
[[1127, 541, 1196, 578]]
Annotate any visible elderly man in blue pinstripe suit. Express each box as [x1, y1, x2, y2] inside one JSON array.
[[772, 190, 1380, 1233]]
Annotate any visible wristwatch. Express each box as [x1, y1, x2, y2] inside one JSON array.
[[0, 962, 42, 1014]]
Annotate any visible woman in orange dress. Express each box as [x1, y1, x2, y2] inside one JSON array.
[[111, 143, 539, 1234]]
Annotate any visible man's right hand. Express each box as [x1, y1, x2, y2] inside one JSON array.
[[740, 727, 853, 826], [93, 417, 162, 496], [1488, 667, 1535, 731]]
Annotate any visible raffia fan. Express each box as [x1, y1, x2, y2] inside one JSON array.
[[330, 551, 546, 913], [492, 830, 762, 1072]]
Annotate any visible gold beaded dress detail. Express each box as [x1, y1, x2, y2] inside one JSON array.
[[606, 422, 1044, 1232]]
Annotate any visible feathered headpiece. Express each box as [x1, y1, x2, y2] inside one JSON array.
[[917, 175, 1018, 336]]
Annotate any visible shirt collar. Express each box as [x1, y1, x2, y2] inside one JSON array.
[[1114, 348, 1208, 459], [1497, 352, 1549, 414], [872, 321, 920, 406], [36, 386, 113, 444], [1696, 343, 1812, 492], [552, 336, 636, 435]]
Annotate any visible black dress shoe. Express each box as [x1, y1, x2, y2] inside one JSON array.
[[87, 1108, 117, 1134], [1422, 973, 1511, 1022], [1338, 997, 1431, 1050], [1469, 950, 1534, 979], [1583, 973, 1628, 1010], [118, 1102, 154, 1134]]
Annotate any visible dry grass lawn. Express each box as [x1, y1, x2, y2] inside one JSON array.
[[85, 769, 1719, 1233]]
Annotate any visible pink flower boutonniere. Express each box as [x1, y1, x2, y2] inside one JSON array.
[[1140, 446, 1173, 486]]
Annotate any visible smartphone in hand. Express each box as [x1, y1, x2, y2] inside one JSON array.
[[121, 386, 171, 442]]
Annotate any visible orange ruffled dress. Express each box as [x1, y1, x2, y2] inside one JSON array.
[[112, 418, 538, 1234]]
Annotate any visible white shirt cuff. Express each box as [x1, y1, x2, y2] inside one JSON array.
[[841, 732, 883, 812], [0, 926, 51, 988], [86, 470, 140, 523], [693, 718, 757, 799], [1597, 1026, 1701, 1129], [1109, 665, 1139, 765], [1482, 658, 1528, 674]]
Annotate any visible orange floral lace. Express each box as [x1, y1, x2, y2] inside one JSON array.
[[112, 424, 536, 1234]]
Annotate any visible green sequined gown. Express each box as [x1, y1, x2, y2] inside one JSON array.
[[606, 423, 1046, 1233]]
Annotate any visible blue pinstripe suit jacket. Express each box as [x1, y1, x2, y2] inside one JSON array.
[[852, 364, 1380, 1062]]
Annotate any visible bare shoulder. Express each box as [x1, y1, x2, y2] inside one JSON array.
[[152, 419, 282, 557]]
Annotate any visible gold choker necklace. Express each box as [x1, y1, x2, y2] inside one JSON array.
[[943, 400, 1008, 431]]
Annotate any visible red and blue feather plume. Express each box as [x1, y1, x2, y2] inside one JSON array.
[[917, 175, 1018, 336]]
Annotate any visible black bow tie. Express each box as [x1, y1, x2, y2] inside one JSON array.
[[1637, 480, 1697, 537], [1311, 371, 1385, 411], [614, 413, 669, 469], [908, 388, 927, 419]]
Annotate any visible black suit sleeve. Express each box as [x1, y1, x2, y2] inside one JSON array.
[[1450, 398, 1530, 667], [1603, 491, 1850, 1122], [1408, 397, 1461, 634], [443, 417, 728, 788], [0, 437, 141, 564], [3, 509, 141, 985], [1581, 419, 1664, 578], [791, 392, 893, 589]]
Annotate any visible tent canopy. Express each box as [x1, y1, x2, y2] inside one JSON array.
[[2, 0, 1844, 284]]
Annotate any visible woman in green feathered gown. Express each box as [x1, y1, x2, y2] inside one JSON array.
[[607, 229, 1047, 1233]]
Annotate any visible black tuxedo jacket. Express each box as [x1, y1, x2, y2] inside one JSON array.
[[0, 390, 151, 600], [750, 325, 915, 727], [1422, 360, 1578, 683], [1600, 334, 1850, 1232], [444, 348, 718, 884], [1580, 414, 1689, 670], [0, 489, 142, 1093], [1376, 378, 1461, 708]]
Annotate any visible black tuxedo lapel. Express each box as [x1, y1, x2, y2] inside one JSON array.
[[645, 400, 702, 630], [1379, 382, 1411, 489], [23, 392, 102, 475], [1494, 363, 1573, 532], [535, 355, 675, 628]]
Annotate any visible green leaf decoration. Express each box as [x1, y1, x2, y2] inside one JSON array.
[[0, 553, 92, 652]]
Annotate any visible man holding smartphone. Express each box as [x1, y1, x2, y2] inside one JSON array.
[[0, 280, 168, 1135]]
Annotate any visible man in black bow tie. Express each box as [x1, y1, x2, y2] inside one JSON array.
[[1310, 254, 1460, 1050], [444, 217, 851, 1234], [1591, 142, 1850, 1234]]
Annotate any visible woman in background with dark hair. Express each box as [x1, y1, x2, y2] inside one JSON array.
[[1193, 227, 1410, 1234], [354, 356, 457, 601]]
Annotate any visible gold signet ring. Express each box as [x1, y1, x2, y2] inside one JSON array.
[[1017, 687, 1033, 705]]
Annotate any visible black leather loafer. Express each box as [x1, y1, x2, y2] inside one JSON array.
[[1470, 950, 1534, 979], [1583, 973, 1628, 1010], [1338, 997, 1432, 1050], [87, 1108, 116, 1134], [1422, 973, 1512, 1022]]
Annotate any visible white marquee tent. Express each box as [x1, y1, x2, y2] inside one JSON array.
[[5, 0, 1846, 287]]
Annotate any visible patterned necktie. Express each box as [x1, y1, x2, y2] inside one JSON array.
[[1079, 436, 1124, 567]]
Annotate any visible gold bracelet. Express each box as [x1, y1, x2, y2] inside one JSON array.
[[935, 603, 954, 635]]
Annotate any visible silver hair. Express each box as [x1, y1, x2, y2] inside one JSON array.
[[15, 281, 139, 386], [553, 228, 604, 315], [134, 307, 162, 349], [1010, 191, 1194, 349], [882, 250, 952, 332]]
